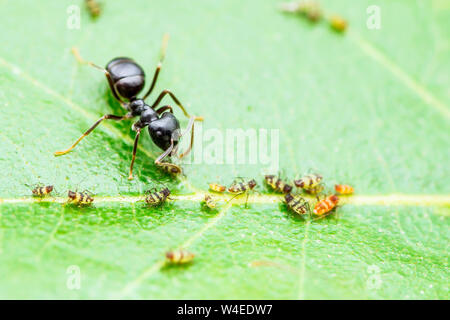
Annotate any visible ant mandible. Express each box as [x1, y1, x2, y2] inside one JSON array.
[[54, 34, 203, 179]]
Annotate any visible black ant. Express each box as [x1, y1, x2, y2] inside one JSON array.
[[54, 34, 203, 179]]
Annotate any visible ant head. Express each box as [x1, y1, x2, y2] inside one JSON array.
[[248, 179, 257, 189], [128, 99, 146, 116], [148, 113, 180, 151]]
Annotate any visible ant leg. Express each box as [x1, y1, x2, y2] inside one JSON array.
[[245, 192, 250, 209], [151, 90, 204, 121], [143, 33, 170, 100], [71, 47, 126, 107], [177, 116, 195, 159], [54, 114, 131, 156], [128, 128, 141, 180], [154, 139, 182, 173], [155, 105, 173, 115], [226, 192, 242, 204]]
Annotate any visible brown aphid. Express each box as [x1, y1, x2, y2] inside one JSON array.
[[156, 162, 182, 175], [166, 249, 195, 264], [145, 187, 171, 206], [31, 185, 54, 197], [209, 183, 226, 193], [67, 190, 94, 206], [329, 15, 347, 32], [85, 0, 101, 18], [264, 175, 293, 194]]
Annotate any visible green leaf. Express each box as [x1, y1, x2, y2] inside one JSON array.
[[0, 0, 449, 299]]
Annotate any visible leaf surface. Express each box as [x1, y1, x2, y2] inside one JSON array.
[[0, 0, 448, 299]]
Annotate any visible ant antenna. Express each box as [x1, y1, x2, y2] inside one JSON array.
[[143, 33, 170, 100]]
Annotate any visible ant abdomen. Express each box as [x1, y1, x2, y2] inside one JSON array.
[[106, 57, 145, 100]]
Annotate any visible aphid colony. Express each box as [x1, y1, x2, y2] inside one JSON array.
[[204, 175, 352, 218], [281, 1, 348, 33], [25, 175, 352, 268], [264, 173, 354, 219]]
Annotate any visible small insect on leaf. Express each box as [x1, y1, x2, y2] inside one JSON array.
[[203, 194, 217, 209], [166, 249, 195, 264], [31, 185, 54, 197], [85, 0, 101, 18], [209, 183, 226, 193], [303, 184, 324, 195], [228, 179, 257, 194], [67, 190, 94, 206], [265, 175, 293, 194], [156, 162, 183, 175], [329, 15, 347, 32], [313, 194, 339, 216], [294, 173, 323, 191], [145, 187, 171, 206], [228, 179, 258, 208], [335, 184, 354, 195], [280, 1, 322, 22], [285, 193, 310, 216]]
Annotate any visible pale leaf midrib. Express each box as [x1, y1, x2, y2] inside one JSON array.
[[1, 193, 449, 208]]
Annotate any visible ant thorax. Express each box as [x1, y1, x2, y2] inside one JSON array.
[[131, 103, 159, 131]]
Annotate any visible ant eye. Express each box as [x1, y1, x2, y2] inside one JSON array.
[[156, 130, 163, 137]]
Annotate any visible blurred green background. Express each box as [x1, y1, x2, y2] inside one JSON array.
[[0, 0, 448, 299]]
